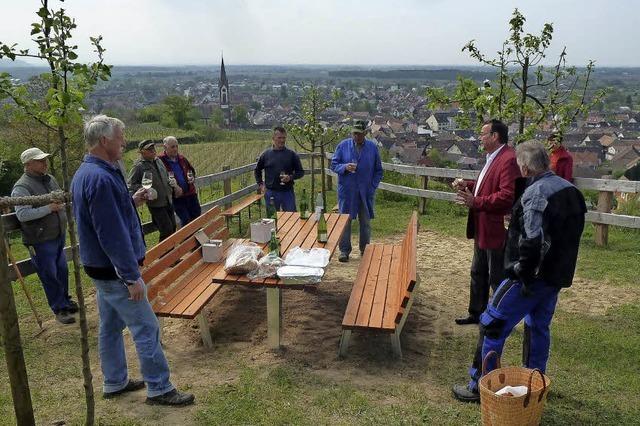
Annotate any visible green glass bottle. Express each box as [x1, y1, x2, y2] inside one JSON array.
[[317, 208, 328, 243], [267, 196, 277, 228], [269, 229, 280, 256], [299, 189, 309, 219]]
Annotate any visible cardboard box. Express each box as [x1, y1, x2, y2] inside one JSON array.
[[250, 218, 276, 243], [202, 239, 223, 263]]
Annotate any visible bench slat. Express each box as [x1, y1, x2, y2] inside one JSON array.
[[181, 282, 224, 319], [368, 244, 395, 329], [382, 245, 403, 330], [342, 245, 375, 327], [354, 244, 384, 327], [155, 262, 220, 316], [145, 206, 221, 264], [165, 264, 223, 317], [221, 193, 262, 217]]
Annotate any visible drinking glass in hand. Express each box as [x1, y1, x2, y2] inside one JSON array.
[[167, 171, 177, 187], [142, 171, 153, 189], [187, 170, 195, 183], [280, 171, 287, 185]]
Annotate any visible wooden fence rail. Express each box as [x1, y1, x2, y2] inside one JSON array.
[[3, 158, 639, 280]]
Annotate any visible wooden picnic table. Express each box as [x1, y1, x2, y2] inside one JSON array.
[[212, 211, 350, 349]]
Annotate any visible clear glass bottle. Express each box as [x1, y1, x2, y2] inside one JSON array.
[[299, 188, 309, 219]]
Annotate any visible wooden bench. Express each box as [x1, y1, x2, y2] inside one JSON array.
[[141, 206, 231, 349], [221, 193, 263, 233], [339, 211, 419, 359]]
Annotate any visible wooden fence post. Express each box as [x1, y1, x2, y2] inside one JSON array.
[[595, 189, 613, 247], [326, 174, 333, 192], [223, 165, 232, 210], [0, 217, 36, 426], [418, 176, 429, 215]]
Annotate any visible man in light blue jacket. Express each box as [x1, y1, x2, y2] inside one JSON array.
[[331, 120, 383, 262]]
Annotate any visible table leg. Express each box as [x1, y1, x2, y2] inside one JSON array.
[[266, 287, 282, 349]]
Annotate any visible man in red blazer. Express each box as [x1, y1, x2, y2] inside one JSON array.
[[454, 119, 521, 325]]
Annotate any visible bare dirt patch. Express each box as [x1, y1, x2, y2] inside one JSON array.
[[39, 230, 638, 424]]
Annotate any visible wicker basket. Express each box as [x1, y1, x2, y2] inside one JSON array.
[[479, 351, 551, 426]]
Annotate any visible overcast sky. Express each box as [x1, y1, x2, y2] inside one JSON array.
[[2, 0, 639, 67]]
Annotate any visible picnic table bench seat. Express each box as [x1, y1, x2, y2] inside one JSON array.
[[141, 205, 230, 348], [221, 192, 263, 232], [339, 211, 419, 359]]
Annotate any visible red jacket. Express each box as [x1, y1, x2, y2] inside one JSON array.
[[157, 152, 197, 198], [464, 145, 521, 250], [550, 146, 573, 182]]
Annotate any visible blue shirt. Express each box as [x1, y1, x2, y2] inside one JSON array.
[[165, 157, 189, 192], [71, 154, 146, 282]]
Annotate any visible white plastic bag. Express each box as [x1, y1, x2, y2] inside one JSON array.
[[223, 242, 263, 275], [283, 247, 330, 268], [247, 252, 284, 279], [495, 385, 528, 397]]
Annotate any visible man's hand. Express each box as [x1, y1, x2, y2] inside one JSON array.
[[258, 183, 265, 194], [132, 188, 148, 207], [452, 178, 465, 191], [174, 186, 184, 197], [280, 174, 292, 183], [127, 278, 145, 302], [48, 202, 65, 212], [455, 187, 475, 207], [345, 163, 357, 173]]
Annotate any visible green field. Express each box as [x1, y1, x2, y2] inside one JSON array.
[[2, 133, 639, 425]]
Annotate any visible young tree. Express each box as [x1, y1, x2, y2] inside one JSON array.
[[162, 95, 199, 128], [427, 8, 606, 142], [288, 87, 346, 208], [0, 1, 111, 423]]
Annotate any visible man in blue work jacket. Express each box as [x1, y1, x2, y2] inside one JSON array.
[[331, 120, 383, 262]]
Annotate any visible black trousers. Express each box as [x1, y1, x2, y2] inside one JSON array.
[[467, 241, 505, 318], [148, 204, 177, 241]]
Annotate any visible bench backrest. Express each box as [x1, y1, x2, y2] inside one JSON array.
[[142, 206, 228, 301], [397, 211, 418, 309]]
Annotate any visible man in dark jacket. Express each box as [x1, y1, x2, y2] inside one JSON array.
[[254, 126, 304, 211], [72, 114, 194, 406], [12, 147, 77, 324], [453, 140, 587, 403], [128, 140, 177, 241], [158, 136, 201, 226]]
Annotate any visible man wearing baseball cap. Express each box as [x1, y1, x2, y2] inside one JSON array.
[[330, 120, 383, 262], [128, 140, 178, 241], [11, 147, 78, 325]]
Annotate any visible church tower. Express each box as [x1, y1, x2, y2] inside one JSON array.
[[219, 56, 230, 126]]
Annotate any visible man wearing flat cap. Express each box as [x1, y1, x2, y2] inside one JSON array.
[[128, 140, 178, 241], [330, 120, 383, 262], [12, 147, 78, 324]]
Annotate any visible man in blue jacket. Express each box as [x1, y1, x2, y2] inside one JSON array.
[[71, 115, 194, 407], [331, 120, 383, 262]]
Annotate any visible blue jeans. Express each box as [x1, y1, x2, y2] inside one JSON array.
[[265, 189, 297, 212], [468, 278, 560, 391], [174, 194, 202, 226], [92, 278, 174, 397], [29, 236, 71, 314], [338, 197, 371, 256]]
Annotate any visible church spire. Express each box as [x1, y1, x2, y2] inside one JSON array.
[[219, 55, 230, 126]]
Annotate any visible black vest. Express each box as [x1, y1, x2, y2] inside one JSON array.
[[13, 173, 66, 245]]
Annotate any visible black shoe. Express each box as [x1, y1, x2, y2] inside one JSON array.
[[455, 315, 479, 325], [452, 383, 480, 403], [338, 253, 349, 263], [146, 389, 195, 406], [103, 379, 146, 399], [66, 300, 79, 314], [55, 310, 76, 325]]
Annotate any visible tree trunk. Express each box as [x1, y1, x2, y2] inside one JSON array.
[[320, 146, 327, 209], [57, 127, 95, 426], [0, 218, 35, 426], [310, 140, 316, 208], [518, 57, 529, 136]]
